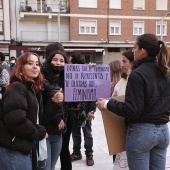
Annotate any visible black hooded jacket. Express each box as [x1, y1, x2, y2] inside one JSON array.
[[41, 64, 68, 135]]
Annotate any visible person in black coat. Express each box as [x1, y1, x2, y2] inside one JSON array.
[[40, 50, 68, 170], [44, 42, 73, 170], [69, 53, 96, 166], [97, 33, 170, 170], [0, 52, 47, 170]]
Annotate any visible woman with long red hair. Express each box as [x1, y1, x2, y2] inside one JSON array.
[[0, 52, 48, 170]]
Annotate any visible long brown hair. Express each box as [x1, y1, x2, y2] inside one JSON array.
[[10, 52, 44, 93], [109, 60, 122, 86], [136, 33, 169, 77], [46, 50, 68, 64]]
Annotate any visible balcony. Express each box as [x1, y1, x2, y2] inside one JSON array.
[[20, 0, 69, 13], [20, 31, 69, 42]]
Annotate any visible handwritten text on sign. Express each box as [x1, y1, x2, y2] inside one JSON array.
[[64, 64, 111, 102]]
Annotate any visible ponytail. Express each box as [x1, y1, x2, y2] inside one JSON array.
[[157, 40, 169, 77]]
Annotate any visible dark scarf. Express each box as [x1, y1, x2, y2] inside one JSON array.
[[42, 63, 64, 89]]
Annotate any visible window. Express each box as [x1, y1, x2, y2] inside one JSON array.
[[79, 20, 97, 34], [133, 0, 145, 10], [133, 22, 144, 35], [156, 0, 167, 10], [108, 48, 120, 52], [110, 21, 121, 35], [156, 21, 167, 36], [79, 0, 97, 8], [109, 0, 121, 9]]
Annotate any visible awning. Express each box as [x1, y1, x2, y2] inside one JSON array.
[[9, 45, 45, 51], [65, 48, 105, 53]]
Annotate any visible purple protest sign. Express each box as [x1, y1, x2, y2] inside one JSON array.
[[64, 64, 111, 102]]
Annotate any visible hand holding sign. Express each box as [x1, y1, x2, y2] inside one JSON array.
[[88, 62, 96, 67], [64, 64, 111, 102], [52, 88, 64, 103], [96, 98, 106, 110]]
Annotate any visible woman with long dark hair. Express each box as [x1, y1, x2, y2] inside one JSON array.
[[97, 33, 170, 169], [43, 42, 73, 170], [40, 50, 68, 170]]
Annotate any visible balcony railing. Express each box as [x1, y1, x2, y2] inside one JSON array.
[[20, 1, 69, 13], [20, 31, 69, 42]]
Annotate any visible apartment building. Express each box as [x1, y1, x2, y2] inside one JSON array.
[[7, 0, 170, 64], [0, 0, 10, 56]]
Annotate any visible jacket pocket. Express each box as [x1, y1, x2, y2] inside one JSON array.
[[0, 120, 32, 155]]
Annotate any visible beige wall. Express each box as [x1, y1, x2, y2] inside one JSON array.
[[103, 48, 128, 65]]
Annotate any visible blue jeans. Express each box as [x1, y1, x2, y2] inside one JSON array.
[[38, 134, 62, 170], [72, 119, 93, 155], [0, 146, 32, 170], [126, 123, 169, 170]]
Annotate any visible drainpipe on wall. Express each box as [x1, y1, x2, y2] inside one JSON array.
[[106, 0, 109, 44], [58, 12, 60, 42]]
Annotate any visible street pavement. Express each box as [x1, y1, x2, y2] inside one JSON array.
[[55, 108, 170, 170]]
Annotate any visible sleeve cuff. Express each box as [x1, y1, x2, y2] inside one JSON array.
[[104, 100, 109, 109]]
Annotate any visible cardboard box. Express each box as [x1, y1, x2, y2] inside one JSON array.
[[101, 96, 127, 155]]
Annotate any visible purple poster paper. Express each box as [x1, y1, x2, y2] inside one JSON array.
[[64, 64, 111, 102]]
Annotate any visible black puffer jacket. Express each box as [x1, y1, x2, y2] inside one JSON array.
[[107, 57, 170, 125], [0, 79, 46, 155], [42, 66, 68, 135]]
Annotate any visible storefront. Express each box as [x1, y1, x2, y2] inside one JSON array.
[[9, 45, 105, 64]]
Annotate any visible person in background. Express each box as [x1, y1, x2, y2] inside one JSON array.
[[109, 60, 122, 96], [112, 49, 134, 97], [97, 33, 170, 170], [108, 59, 122, 162], [0, 52, 10, 73], [10, 56, 16, 71], [112, 49, 134, 169], [44, 42, 73, 170], [45, 42, 65, 60], [39, 55, 46, 65], [40, 50, 68, 170], [0, 64, 9, 99], [69, 53, 96, 166], [0, 52, 47, 170]]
